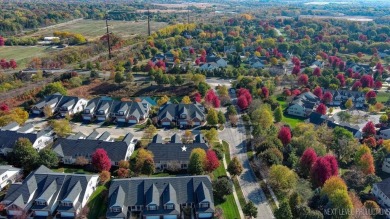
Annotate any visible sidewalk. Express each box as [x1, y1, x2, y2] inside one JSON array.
[[222, 156, 245, 219]]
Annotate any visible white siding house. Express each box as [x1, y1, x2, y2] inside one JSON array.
[[0, 166, 22, 190]]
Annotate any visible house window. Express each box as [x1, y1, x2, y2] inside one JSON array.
[[112, 207, 121, 213], [35, 200, 46, 205], [200, 203, 209, 208], [1, 174, 7, 181], [181, 114, 187, 119], [118, 111, 124, 116], [181, 164, 188, 169], [131, 206, 136, 211], [166, 204, 174, 210], [148, 205, 157, 211], [84, 109, 90, 114], [61, 202, 72, 207], [98, 110, 104, 114]]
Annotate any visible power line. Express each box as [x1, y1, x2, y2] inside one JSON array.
[[105, 14, 112, 60]]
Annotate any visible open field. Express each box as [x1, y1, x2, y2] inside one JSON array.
[[26, 19, 168, 40], [0, 46, 50, 69]]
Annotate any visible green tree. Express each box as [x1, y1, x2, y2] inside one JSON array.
[[11, 138, 39, 172], [227, 105, 237, 116], [217, 85, 229, 97], [38, 148, 59, 168], [251, 105, 273, 130], [192, 74, 206, 85], [202, 128, 218, 143], [345, 98, 353, 110], [39, 82, 67, 96], [217, 111, 226, 125], [212, 177, 232, 200], [243, 201, 258, 218], [275, 201, 293, 219], [206, 108, 219, 126], [175, 75, 184, 85], [269, 165, 298, 196], [115, 72, 125, 84], [188, 148, 206, 175], [50, 119, 72, 137], [198, 82, 210, 97], [86, 61, 93, 70], [274, 106, 283, 123], [227, 157, 243, 176], [328, 189, 353, 219], [141, 157, 155, 175]]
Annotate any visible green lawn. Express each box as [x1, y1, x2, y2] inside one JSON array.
[[222, 140, 231, 163], [26, 19, 168, 40], [232, 177, 247, 207], [212, 154, 240, 219], [376, 92, 390, 103], [51, 167, 93, 174], [275, 97, 305, 128], [0, 46, 49, 69], [88, 185, 108, 219]]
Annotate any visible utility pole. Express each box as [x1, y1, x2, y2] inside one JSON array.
[[105, 14, 112, 60], [147, 7, 151, 36]]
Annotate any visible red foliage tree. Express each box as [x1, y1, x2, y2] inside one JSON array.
[[352, 81, 362, 91], [311, 155, 339, 186], [336, 73, 346, 87], [338, 61, 346, 71], [237, 96, 249, 110], [291, 89, 301, 96], [91, 148, 112, 172], [278, 126, 291, 145], [0, 103, 10, 112], [298, 74, 309, 85], [313, 67, 321, 76], [237, 88, 252, 105], [261, 87, 269, 99], [195, 59, 200, 65], [292, 65, 301, 75], [199, 55, 206, 63], [205, 150, 220, 172], [362, 121, 376, 137], [359, 153, 375, 175], [346, 68, 354, 77], [205, 89, 220, 108], [0, 36, 4, 46], [9, 59, 17, 69], [365, 90, 376, 102], [313, 87, 323, 98], [283, 89, 291, 97], [360, 75, 374, 88], [374, 81, 383, 90], [316, 103, 327, 115], [193, 92, 202, 103], [322, 91, 333, 104], [292, 56, 300, 66], [363, 137, 377, 148], [117, 168, 129, 178], [300, 148, 317, 176]]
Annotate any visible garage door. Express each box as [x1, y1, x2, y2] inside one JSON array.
[[61, 212, 75, 217], [198, 213, 213, 218], [117, 118, 126, 122], [97, 117, 106, 121], [33, 110, 41, 114], [163, 215, 177, 219], [162, 122, 170, 126], [83, 116, 91, 120], [128, 120, 137, 124], [35, 211, 49, 216], [193, 122, 200, 126], [146, 216, 160, 219], [179, 121, 188, 125], [8, 210, 22, 216]]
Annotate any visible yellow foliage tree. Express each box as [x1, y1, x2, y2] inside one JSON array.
[[157, 95, 170, 106], [321, 176, 347, 197], [181, 96, 192, 104]]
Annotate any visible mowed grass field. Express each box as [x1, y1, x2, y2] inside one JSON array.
[[27, 19, 168, 40], [0, 46, 49, 69]]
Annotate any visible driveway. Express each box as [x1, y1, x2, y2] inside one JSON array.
[[219, 118, 274, 219]]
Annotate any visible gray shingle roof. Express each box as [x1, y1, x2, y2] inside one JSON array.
[[158, 104, 205, 121], [0, 130, 38, 150], [170, 134, 181, 143], [53, 133, 134, 162], [375, 177, 390, 198], [107, 176, 214, 218], [147, 141, 209, 163], [1, 122, 19, 131], [3, 165, 97, 212]]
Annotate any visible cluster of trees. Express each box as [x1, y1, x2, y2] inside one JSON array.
[[0, 59, 17, 70], [188, 148, 220, 175], [0, 105, 29, 127], [53, 31, 87, 45]]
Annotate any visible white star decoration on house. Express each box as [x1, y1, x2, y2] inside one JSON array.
[[181, 145, 187, 152]]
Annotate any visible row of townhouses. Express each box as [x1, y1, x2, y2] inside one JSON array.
[[31, 94, 207, 127], [0, 166, 214, 219]]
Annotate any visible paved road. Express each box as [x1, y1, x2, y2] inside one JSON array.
[[220, 118, 274, 219]]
